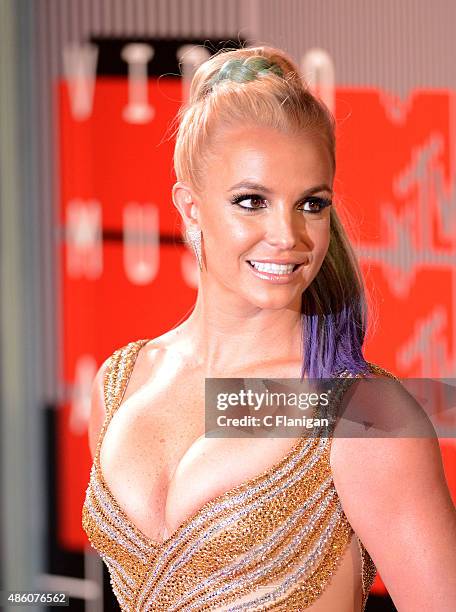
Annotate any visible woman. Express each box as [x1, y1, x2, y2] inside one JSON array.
[[82, 46, 456, 611]]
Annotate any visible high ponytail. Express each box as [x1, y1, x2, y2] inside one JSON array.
[[174, 45, 336, 194]]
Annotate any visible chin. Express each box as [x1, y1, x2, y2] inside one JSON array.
[[243, 289, 303, 311]]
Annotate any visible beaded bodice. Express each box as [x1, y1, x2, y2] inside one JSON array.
[[82, 339, 381, 611]]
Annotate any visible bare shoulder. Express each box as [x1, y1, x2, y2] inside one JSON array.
[[330, 360, 440, 499], [138, 325, 192, 366], [87, 331, 180, 459], [330, 363, 456, 610]]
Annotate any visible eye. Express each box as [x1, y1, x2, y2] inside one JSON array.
[[229, 193, 333, 214], [230, 193, 267, 212], [298, 197, 333, 214]]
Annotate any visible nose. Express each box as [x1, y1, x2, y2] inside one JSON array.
[[265, 204, 299, 250]]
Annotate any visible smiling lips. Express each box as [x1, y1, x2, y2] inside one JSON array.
[[249, 261, 297, 274], [246, 259, 308, 283]]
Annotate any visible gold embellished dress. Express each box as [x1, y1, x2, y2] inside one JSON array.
[[82, 339, 388, 611]]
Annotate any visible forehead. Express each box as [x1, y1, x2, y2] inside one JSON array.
[[206, 125, 333, 192]]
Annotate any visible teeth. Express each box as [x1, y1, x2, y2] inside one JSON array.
[[249, 261, 296, 274]]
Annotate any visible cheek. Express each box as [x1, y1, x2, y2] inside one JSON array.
[[307, 219, 331, 258], [204, 214, 257, 253], [302, 223, 330, 281]]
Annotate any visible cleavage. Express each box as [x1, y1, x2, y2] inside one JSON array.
[[99, 404, 301, 544]]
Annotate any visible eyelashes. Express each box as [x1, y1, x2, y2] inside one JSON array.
[[229, 193, 333, 214]]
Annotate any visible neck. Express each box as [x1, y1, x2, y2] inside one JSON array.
[[179, 282, 303, 376]]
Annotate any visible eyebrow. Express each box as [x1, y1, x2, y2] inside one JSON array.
[[228, 181, 333, 198]]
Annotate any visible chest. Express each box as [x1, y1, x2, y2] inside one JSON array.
[[84, 431, 356, 611], [98, 372, 314, 543], [82, 342, 373, 611]]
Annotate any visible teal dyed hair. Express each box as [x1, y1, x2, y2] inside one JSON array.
[[173, 45, 371, 378], [206, 57, 284, 88]]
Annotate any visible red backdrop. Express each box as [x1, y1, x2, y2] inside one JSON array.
[[57, 72, 456, 597]]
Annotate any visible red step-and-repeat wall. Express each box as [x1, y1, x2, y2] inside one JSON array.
[[56, 37, 456, 598]]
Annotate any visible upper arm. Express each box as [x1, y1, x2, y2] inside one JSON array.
[[330, 379, 456, 611], [88, 357, 111, 459]]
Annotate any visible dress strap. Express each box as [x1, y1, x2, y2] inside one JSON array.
[[103, 338, 150, 419], [92, 338, 149, 467], [366, 361, 398, 380]]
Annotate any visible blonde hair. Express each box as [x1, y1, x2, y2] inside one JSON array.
[[173, 45, 335, 194], [173, 45, 369, 378]]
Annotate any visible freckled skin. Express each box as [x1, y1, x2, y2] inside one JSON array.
[[181, 125, 334, 314]]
